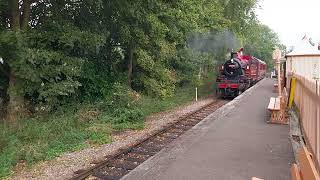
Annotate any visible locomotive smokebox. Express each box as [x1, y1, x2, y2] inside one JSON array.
[[216, 47, 267, 98]]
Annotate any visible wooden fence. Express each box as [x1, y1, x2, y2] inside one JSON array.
[[294, 74, 320, 170]]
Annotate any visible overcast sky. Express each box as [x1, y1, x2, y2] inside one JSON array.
[[256, 0, 320, 47]]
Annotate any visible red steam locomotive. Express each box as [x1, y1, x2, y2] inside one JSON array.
[[216, 48, 267, 98]]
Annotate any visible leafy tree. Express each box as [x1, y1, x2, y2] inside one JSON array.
[[243, 22, 282, 68], [0, 0, 283, 124], [0, 0, 106, 121]]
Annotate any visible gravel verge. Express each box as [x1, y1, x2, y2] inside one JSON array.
[[7, 97, 215, 180]]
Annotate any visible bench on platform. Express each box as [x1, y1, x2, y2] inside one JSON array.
[[267, 97, 282, 122], [268, 97, 280, 110]]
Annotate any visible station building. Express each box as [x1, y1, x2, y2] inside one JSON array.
[[285, 36, 320, 83]]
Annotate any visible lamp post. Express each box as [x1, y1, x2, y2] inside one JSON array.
[[273, 48, 282, 96]]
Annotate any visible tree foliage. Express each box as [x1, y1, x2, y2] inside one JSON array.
[[0, 0, 283, 119], [0, 0, 285, 176]]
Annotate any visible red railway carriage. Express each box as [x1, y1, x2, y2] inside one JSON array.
[[247, 57, 267, 82], [216, 48, 267, 98]]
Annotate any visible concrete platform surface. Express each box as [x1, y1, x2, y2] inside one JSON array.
[[122, 79, 294, 180]]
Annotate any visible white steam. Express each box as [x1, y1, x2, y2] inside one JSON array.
[[187, 30, 239, 54]]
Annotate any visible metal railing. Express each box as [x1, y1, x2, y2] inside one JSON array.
[[294, 74, 320, 170]]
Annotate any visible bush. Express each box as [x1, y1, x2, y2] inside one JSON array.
[[134, 49, 176, 98], [103, 83, 134, 109], [0, 24, 106, 110]]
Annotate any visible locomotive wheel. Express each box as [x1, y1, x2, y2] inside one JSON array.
[[216, 89, 225, 99]]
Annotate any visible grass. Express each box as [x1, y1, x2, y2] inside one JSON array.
[[0, 75, 216, 178]]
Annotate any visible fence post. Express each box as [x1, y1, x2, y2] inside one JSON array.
[[195, 87, 198, 102]]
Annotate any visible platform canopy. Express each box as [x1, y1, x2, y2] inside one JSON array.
[[286, 35, 320, 57]]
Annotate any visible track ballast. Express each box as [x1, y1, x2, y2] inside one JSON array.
[[70, 99, 228, 180]]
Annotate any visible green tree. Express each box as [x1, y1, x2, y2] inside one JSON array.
[[0, 0, 106, 121], [0, 0, 283, 123]]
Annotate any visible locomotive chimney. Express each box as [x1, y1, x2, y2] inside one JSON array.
[[231, 52, 237, 59]]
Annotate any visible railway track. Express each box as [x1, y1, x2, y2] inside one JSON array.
[[70, 99, 228, 180]]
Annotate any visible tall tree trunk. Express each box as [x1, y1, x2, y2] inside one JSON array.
[[10, 0, 20, 31], [21, 0, 31, 30], [204, 65, 208, 78], [128, 46, 134, 88], [6, 73, 25, 123], [6, 0, 25, 124]]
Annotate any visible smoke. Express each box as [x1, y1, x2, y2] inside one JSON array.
[[187, 30, 239, 54]]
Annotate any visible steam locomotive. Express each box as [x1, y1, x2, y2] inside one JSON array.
[[216, 48, 267, 98]]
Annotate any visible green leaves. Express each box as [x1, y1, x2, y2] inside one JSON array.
[[28, 22, 106, 56], [0, 19, 107, 106], [135, 48, 176, 98], [0, 0, 282, 111], [10, 48, 83, 104], [243, 22, 282, 68], [0, 1, 284, 176]]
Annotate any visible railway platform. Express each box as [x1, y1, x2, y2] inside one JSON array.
[[122, 78, 294, 180]]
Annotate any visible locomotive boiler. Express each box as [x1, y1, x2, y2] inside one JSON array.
[[216, 48, 267, 98]]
